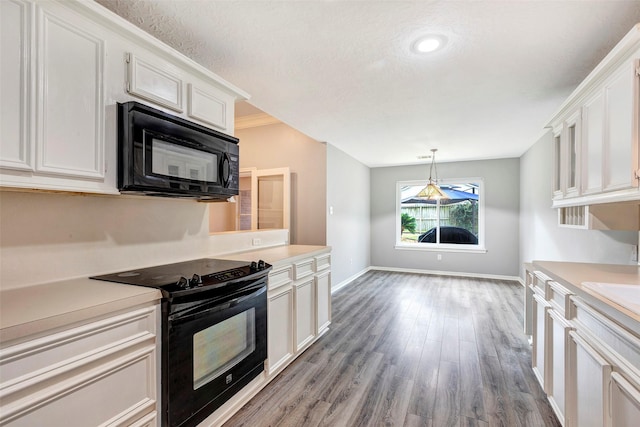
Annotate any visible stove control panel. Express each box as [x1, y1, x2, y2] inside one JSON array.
[[174, 260, 269, 289]]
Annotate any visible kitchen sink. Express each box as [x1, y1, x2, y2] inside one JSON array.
[[582, 282, 640, 315]]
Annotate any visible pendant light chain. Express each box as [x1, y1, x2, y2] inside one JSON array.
[[429, 148, 438, 184], [416, 148, 449, 200]]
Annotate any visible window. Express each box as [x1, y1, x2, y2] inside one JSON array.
[[396, 178, 485, 252]]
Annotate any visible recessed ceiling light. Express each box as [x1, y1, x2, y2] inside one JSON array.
[[412, 35, 447, 54]]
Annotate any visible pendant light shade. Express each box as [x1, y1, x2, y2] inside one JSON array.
[[416, 182, 447, 199], [417, 149, 448, 200]]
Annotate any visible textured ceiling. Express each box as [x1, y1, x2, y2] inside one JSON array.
[[96, 0, 640, 167]]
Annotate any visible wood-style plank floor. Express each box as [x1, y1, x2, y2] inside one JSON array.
[[223, 271, 561, 427]]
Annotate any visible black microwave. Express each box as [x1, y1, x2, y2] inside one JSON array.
[[118, 101, 239, 201]]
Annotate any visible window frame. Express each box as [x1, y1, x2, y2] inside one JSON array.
[[395, 177, 487, 253]]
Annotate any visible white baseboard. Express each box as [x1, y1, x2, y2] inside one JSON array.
[[369, 266, 521, 283], [331, 267, 371, 294]]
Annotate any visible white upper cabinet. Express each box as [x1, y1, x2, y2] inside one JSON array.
[[35, 2, 105, 180], [581, 90, 605, 195], [0, 0, 248, 196], [604, 59, 637, 192], [548, 24, 640, 207], [0, 0, 114, 194], [1, 0, 32, 173]]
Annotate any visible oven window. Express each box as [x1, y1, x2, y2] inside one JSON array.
[[151, 137, 218, 182], [193, 308, 256, 390]]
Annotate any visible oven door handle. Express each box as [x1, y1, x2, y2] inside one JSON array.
[[169, 284, 266, 323]]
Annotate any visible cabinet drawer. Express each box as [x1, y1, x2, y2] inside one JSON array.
[[547, 281, 573, 317], [0, 305, 157, 384], [531, 283, 546, 300], [571, 296, 640, 372], [314, 253, 331, 272], [533, 271, 550, 296], [293, 258, 314, 280], [0, 344, 157, 426], [268, 265, 293, 290]]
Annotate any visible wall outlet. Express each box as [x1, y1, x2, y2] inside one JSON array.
[[437, 253, 442, 261], [252, 238, 261, 246]]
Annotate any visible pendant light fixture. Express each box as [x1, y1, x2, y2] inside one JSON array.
[[417, 149, 449, 200]]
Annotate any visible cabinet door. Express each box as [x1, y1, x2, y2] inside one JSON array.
[[603, 59, 638, 191], [548, 310, 573, 425], [0, 0, 32, 172], [563, 110, 581, 197], [35, 2, 105, 180], [524, 271, 534, 335], [315, 270, 331, 335], [552, 131, 563, 199], [567, 331, 612, 427], [532, 292, 549, 390], [187, 82, 234, 133], [581, 91, 605, 194], [610, 372, 640, 427], [294, 277, 316, 352], [267, 286, 294, 376]]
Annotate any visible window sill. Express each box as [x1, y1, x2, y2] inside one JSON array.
[[395, 243, 487, 254]]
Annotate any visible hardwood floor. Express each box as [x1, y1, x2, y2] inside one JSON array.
[[224, 271, 561, 427]]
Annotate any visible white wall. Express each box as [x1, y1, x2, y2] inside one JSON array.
[[326, 145, 371, 289], [0, 191, 287, 289], [0, 191, 212, 288], [233, 123, 327, 245], [370, 158, 521, 277], [519, 131, 638, 276]]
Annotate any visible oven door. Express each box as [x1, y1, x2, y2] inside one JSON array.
[[165, 281, 267, 427]]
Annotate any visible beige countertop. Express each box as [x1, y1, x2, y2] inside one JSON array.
[[0, 278, 161, 344], [532, 260, 640, 327], [0, 245, 329, 344], [217, 244, 330, 266]]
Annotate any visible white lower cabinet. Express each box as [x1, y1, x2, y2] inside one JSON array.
[[548, 310, 573, 425], [531, 290, 549, 390], [266, 284, 294, 376], [527, 265, 640, 427], [610, 372, 640, 427], [294, 277, 316, 352], [266, 251, 331, 379], [567, 330, 612, 427], [0, 304, 159, 426], [315, 270, 331, 335]]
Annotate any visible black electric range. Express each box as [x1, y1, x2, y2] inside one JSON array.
[[91, 257, 272, 427], [90, 258, 269, 298]]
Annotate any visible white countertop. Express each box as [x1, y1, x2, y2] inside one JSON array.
[[533, 260, 640, 327], [217, 244, 330, 266], [0, 277, 161, 344], [0, 245, 329, 344]]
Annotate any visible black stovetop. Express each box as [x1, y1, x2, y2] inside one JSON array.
[[90, 258, 268, 295]]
